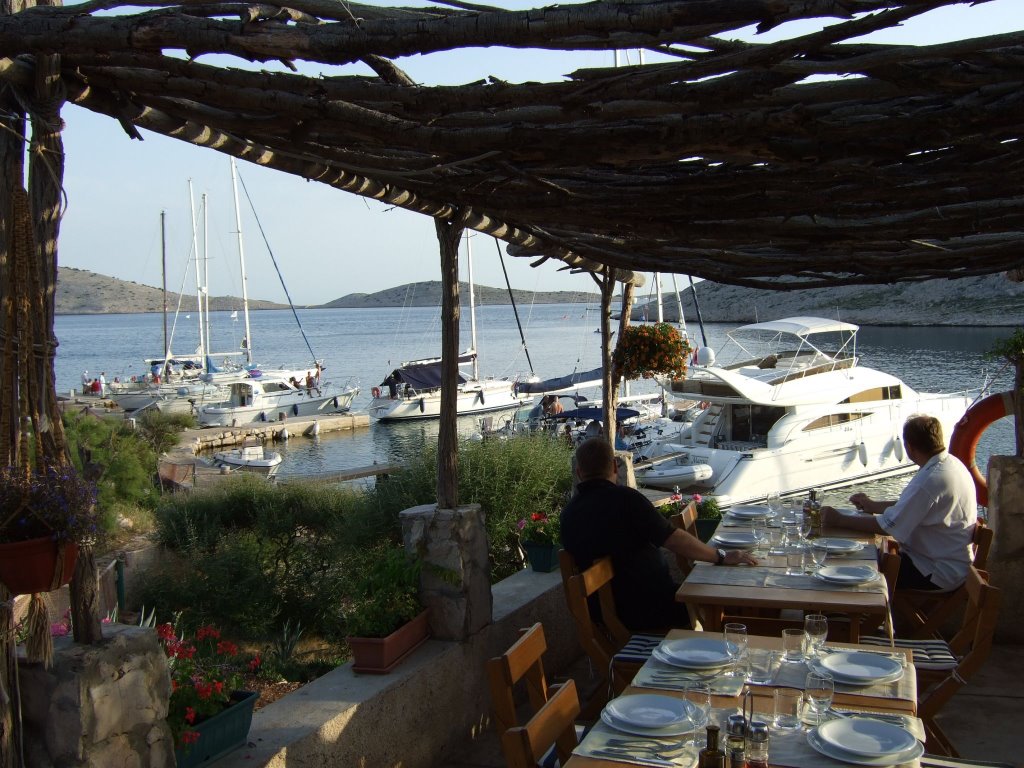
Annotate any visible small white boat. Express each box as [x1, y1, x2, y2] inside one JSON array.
[[198, 376, 359, 426], [213, 440, 283, 477], [636, 316, 972, 505]]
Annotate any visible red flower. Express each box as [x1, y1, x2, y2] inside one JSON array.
[[196, 625, 220, 641], [531, 513, 544, 522], [216, 640, 238, 656], [249, 655, 262, 671], [181, 730, 200, 745], [156, 623, 176, 641], [169, 641, 196, 660], [195, 682, 214, 700], [213, 680, 224, 695], [184, 707, 196, 724]]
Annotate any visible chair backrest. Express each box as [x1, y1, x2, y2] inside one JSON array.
[[879, 548, 901, 601], [971, 522, 993, 570], [920, 566, 1001, 721], [500, 679, 581, 768], [486, 623, 551, 737], [564, 557, 631, 674], [669, 501, 699, 577]]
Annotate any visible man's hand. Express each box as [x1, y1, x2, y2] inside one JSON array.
[[724, 549, 757, 566], [849, 492, 871, 511]]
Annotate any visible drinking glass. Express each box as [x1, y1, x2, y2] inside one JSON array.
[[749, 517, 767, 554], [809, 541, 829, 572], [747, 649, 777, 684], [684, 682, 712, 747], [773, 687, 802, 731], [785, 541, 805, 576], [803, 614, 828, 659], [799, 511, 813, 541], [781, 629, 806, 663], [724, 622, 748, 676], [805, 672, 835, 725], [766, 490, 782, 517]]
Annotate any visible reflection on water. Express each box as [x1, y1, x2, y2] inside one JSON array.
[[55, 310, 1016, 486]]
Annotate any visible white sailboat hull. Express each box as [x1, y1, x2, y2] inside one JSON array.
[[199, 382, 358, 426], [370, 379, 527, 421], [213, 446, 282, 477]]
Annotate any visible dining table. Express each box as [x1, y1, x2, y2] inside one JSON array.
[[676, 511, 891, 642], [564, 628, 919, 768]]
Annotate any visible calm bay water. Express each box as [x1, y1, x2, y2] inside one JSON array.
[[54, 308, 1016, 496]]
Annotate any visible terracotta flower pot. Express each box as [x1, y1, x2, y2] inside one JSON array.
[[0, 536, 79, 595], [348, 610, 430, 674]]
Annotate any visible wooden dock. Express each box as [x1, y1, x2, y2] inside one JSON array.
[[180, 412, 370, 454]]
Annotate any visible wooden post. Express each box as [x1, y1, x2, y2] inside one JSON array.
[[434, 216, 465, 510], [598, 268, 615, 447], [610, 279, 636, 443]]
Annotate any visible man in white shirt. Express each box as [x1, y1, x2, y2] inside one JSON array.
[[821, 415, 977, 591]]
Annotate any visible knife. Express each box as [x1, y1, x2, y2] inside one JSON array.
[[585, 748, 681, 767]]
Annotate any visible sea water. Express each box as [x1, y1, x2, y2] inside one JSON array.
[[54, 307, 1016, 491]]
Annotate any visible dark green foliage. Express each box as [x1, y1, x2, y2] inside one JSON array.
[[138, 411, 197, 454], [341, 545, 421, 638]]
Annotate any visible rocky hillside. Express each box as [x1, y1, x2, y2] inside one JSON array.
[[56, 267, 288, 314], [321, 281, 599, 308], [629, 274, 1024, 326]]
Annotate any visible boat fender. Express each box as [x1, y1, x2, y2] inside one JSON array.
[[306, 421, 320, 437], [478, 390, 485, 404], [292, 403, 299, 417], [949, 390, 1014, 507], [333, 396, 339, 409], [419, 398, 425, 413], [371, 387, 381, 399], [858, 441, 868, 467], [259, 411, 266, 422], [278, 428, 290, 442], [893, 436, 905, 462]]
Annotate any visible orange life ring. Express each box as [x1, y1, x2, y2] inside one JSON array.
[[371, 386, 381, 399], [949, 390, 1014, 507]]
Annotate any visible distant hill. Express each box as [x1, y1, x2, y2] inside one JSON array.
[[320, 281, 600, 308], [56, 267, 289, 315], [628, 274, 1024, 327]]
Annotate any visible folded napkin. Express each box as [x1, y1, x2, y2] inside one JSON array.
[[769, 722, 922, 768], [573, 720, 699, 767]]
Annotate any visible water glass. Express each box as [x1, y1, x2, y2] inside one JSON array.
[[684, 682, 712, 747], [766, 490, 782, 516], [724, 623, 748, 676], [747, 648, 777, 685], [805, 672, 835, 725], [785, 542, 805, 576], [773, 687, 802, 731], [767, 526, 785, 555], [804, 614, 828, 659], [782, 629, 806, 663], [809, 541, 829, 572]]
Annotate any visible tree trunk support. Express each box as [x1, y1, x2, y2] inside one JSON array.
[[434, 213, 466, 510]]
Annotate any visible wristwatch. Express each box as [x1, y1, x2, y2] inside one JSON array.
[[715, 548, 727, 565]]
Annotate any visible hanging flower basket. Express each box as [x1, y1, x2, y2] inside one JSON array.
[[613, 323, 692, 381], [0, 536, 78, 596]]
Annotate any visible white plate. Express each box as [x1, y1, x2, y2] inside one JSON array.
[[728, 504, 772, 519], [658, 637, 733, 668], [815, 652, 904, 684], [600, 707, 701, 738], [807, 727, 924, 766], [605, 694, 693, 728], [815, 565, 879, 585], [816, 538, 865, 554], [817, 718, 918, 757], [711, 531, 759, 549]]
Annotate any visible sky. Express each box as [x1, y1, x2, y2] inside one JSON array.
[[47, 0, 1022, 306]]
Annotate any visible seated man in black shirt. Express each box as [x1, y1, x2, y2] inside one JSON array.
[[561, 438, 756, 632]]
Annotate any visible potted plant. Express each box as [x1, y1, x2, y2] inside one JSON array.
[[343, 546, 428, 674], [157, 621, 260, 768], [0, 465, 99, 596], [613, 322, 692, 380], [692, 494, 722, 543], [516, 512, 561, 572]]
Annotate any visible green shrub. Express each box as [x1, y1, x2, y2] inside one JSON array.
[[63, 412, 158, 513]]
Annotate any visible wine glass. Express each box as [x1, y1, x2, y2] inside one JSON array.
[[809, 541, 829, 573], [724, 622, 748, 677], [684, 682, 712, 746], [803, 614, 828, 659], [805, 672, 835, 726], [749, 516, 767, 554], [799, 510, 813, 541]]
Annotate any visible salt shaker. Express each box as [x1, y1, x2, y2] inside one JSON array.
[[746, 721, 770, 768]]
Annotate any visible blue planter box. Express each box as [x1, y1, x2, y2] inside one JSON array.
[[175, 690, 258, 768], [523, 542, 560, 573]]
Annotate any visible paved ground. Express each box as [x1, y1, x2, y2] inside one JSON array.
[[444, 643, 1024, 767]]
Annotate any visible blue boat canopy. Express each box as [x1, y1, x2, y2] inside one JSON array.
[[380, 352, 475, 390], [515, 367, 604, 395]]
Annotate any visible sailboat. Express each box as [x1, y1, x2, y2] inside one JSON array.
[[368, 233, 530, 421]]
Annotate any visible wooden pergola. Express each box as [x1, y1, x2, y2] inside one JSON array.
[[0, 3, 1020, 734]]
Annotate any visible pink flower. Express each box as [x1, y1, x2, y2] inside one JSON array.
[[50, 622, 70, 637], [516, 519, 527, 530], [692, 494, 703, 503]]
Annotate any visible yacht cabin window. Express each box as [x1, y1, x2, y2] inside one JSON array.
[[803, 412, 867, 431], [842, 385, 902, 404]]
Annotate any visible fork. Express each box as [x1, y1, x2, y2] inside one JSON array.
[[604, 740, 690, 757]]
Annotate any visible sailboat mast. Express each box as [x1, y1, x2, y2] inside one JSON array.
[[202, 192, 212, 361], [230, 158, 254, 366], [466, 231, 479, 381], [161, 210, 169, 376], [670, 274, 687, 335], [655, 272, 664, 322], [188, 180, 206, 366]]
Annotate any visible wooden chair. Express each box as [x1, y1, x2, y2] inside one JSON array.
[[487, 623, 553, 738], [559, 551, 663, 714], [500, 679, 581, 768], [861, 566, 1001, 756], [892, 523, 993, 639], [668, 501, 699, 578]]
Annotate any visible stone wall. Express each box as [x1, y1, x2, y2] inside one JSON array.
[[18, 624, 174, 768]]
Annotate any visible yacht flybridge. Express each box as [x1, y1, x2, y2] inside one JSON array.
[[636, 317, 972, 505]]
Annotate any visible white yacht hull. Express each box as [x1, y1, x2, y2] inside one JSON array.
[[370, 380, 527, 421], [213, 449, 282, 478], [199, 386, 358, 426]]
